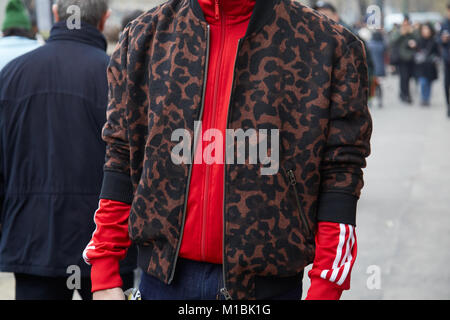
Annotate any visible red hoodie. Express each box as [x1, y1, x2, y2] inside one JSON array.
[[84, 0, 358, 300]]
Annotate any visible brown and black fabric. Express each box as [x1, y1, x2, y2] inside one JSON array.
[[100, 0, 372, 299]]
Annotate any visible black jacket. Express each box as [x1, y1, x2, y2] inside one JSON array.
[[393, 32, 417, 62], [0, 22, 136, 277], [415, 37, 440, 81], [440, 19, 450, 63]]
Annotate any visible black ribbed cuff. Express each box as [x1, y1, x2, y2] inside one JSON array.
[[317, 192, 358, 226], [100, 170, 134, 204]]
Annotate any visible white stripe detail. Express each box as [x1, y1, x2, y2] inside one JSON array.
[[82, 201, 101, 265], [336, 227, 356, 286], [338, 225, 354, 273], [82, 245, 96, 264], [320, 270, 329, 280], [329, 224, 346, 282]]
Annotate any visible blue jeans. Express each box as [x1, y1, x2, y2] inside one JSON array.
[[419, 77, 432, 103], [139, 258, 303, 300]]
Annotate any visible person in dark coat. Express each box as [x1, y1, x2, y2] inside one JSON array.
[[440, 4, 450, 117], [415, 23, 440, 106], [368, 31, 387, 78], [0, 0, 137, 300], [391, 16, 418, 104], [367, 31, 387, 108]]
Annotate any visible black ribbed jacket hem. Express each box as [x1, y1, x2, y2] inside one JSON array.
[[317, 192, 359, 226], [100, 170, 134, 204]]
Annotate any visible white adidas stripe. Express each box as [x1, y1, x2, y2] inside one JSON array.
[[320, 269, 329, 280], [329, 224, 346, 282], [336, 227, 355, 286]]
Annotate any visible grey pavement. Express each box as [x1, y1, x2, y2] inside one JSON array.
[[1, 74, 449, 300]]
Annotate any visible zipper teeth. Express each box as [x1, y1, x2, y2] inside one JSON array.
[[201, 11, 227, 261], [287, 169, 311, 236], [168, 24, 211, 284], [221, 38, 242, 300]]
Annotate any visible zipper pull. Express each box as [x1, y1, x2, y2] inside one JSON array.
[[215, 0, 220, 20], [287, 170, 297, 186], [220, 287, 232, 300]]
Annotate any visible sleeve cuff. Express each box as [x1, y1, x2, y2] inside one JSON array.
[[317, 192, 358, 226], [91, 257, 123, 293], [306, 277, 343, 300], [100, 170, 134, 204]]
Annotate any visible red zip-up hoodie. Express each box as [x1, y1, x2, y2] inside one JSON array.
[[84, 0, 358, 300]]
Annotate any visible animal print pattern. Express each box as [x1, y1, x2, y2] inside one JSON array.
[[102, 0, 372, 299]]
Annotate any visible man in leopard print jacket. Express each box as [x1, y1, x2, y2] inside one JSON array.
[[84, 0, 372, 300]]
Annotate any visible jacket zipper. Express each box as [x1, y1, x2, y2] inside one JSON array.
[[220, 38, 243, 301], [168, 24, 211, 284], [201, 1, 226, 261], [286, 169, 312, 236]]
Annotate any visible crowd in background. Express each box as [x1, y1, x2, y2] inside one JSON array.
[[2, 0, 450, 116], [314, 1, 450, 117]]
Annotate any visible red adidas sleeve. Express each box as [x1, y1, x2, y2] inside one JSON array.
[[306, 222, 357, 300], [83, 199, 132, 293]]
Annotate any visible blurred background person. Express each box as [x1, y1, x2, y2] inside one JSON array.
[[0, 0, 40, 71], [387, 23, 401, 74], [440, 4, 450, 117], [391, 15, 417, 104], [0, 0, 136, 300], [367, 31, 387, 108], [414, 23, 440, 107]]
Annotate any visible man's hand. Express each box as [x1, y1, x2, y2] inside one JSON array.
[[93, 287, 125, 300]]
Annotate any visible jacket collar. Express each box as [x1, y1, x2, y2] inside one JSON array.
[[197, 0, 255, 25], [190, 0, 280, 38], [47, 21, 107, 51]]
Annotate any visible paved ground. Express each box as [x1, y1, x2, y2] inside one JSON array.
[[1, 74, 449, 300]]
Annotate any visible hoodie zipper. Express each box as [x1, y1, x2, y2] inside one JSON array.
[[286, 169, 312, 236], [201, 0, 226, 261], [220, 37, 243, 301], [168, 24, 211, 284]]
